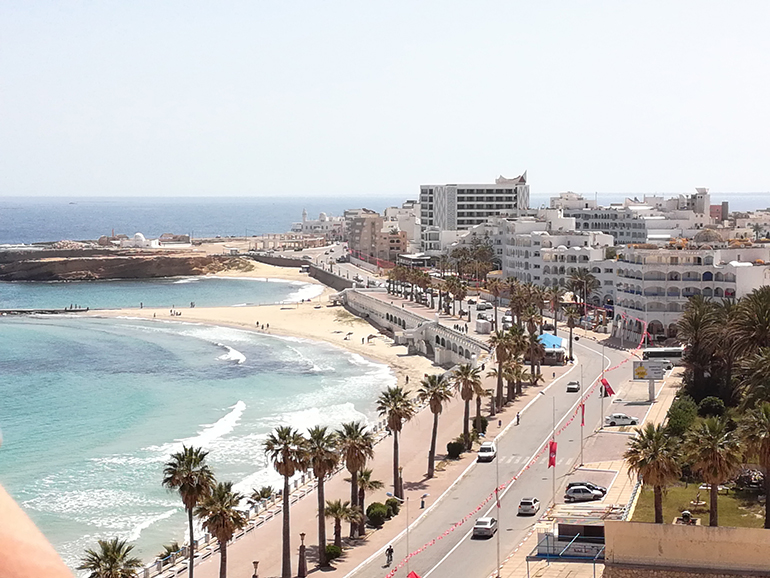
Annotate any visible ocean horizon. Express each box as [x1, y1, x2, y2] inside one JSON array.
[[1, 192, 766, 246]]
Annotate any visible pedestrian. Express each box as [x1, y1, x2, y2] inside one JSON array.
[[516, 412, 520, 426], [465, 323, 468, 332], [386, 545, 394, 566], [405, 375, 409, 384], [266, 323, 269, 329], [140, 302, 143, 309], [153, 313, 156, 318]]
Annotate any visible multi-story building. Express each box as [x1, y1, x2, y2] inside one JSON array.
[[419, 173, 530, 252], [347, 213, 407, 265], [384, 200, 421, 254], [613, 236, 770, 343]]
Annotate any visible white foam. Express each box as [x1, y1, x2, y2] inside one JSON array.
[[146, 401, 247, 455], [124, 508, 177, 542], [287, 283, 325, 302], [217, 343, 246, 364], [172, 277, 199, 284]]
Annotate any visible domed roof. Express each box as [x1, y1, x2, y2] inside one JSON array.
[[693, 229, 722, 243], [133, 232, 146, 241]]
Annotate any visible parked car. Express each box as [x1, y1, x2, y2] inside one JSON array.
[[477, 441, 497, 462], [301, 255, 312, 261], [566, 381, 581, 393], [543, 322, 555, 331], [472, 517, 498, 537], [604, 413, 639, 427], [564, 485, 603, 503], [476, 301, 493, 310], [502, 314, 513, 324], [477, 312, 491, 321], [567, 481, 607, 495], [518, 497, 540, 516], [467, 298, 477, 305], [353, 274, 363, 282]]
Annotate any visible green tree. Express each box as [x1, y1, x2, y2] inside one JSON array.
[[418, 373, 455, 477], [624, 424, 682, 523], [487, 279, 504, 330], [565, 306, 580, 360], [740, 402, 770, 528], [195, 481, 248, 578], [264, 426, 309, 578], [162, 445, 215, 578], [677, 295, 720, 398], [336, 421, 375, 538], [306, 425, 340, 564], [488, 330, 511, 412], [547, 285, 565, 336], [356, 468, 384, 535], [452, 364, 482, 450], [665, 396, 698, 437], [324, 499, 361, 549], [79, 538, 143, 578], [686, 417, 742, 527], [377, 386, 415, 499], [156, 542, 180, 562]]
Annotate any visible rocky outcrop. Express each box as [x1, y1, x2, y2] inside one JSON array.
[[0, 254, 254, 281]]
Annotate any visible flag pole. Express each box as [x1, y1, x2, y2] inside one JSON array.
[[580, 364, 584, 467], [495, 450, 501, 578], [552, 395, 556, 505]]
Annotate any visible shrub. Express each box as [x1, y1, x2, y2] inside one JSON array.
[[698, 396, 725, 417], [666, 395, 698, 437], [325, 544, 342, 561], [385, 497, 401, 517], [366, 502, 389, 528], [447, 440, 465, 459], [473, 415, 488, 434]]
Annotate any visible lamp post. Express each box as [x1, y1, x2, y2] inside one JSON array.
[[386, 492, 410, 573], [298, 533, 307, 577], [580, 365, 584, 466], [252, 560, 259, 578]]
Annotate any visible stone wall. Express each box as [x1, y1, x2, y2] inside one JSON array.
[[308, 265, 356, 292], [248, 254, 306, 268], [604, 564, 770, 578]]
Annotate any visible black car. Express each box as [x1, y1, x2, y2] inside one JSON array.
[[566, 481, 607, 495]]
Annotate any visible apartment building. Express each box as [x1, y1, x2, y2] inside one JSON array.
[[419, 173, 530, 251], [384, 200, 421, 254], [348, 213, 407, 265]]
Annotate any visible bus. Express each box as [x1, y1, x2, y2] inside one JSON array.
[[642, 346, 684, 363]]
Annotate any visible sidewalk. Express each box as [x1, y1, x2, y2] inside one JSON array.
[[491, 368, 682, 578]]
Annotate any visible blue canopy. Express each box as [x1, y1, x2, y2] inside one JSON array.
[[538, 333, 564, 349]]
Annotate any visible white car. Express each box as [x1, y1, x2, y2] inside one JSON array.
[[566, 381, 580, 393], [564, 485, 603, 503], [472, 517, 498, 537], [604, 413, 639, 427], [476, 301, 493, 311], [477, 441, 497, 462], [518, 497, 540, 516]]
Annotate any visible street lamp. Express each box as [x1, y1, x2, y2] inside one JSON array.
[[252, 560, 259, 578], [386, 492, 410, 573]]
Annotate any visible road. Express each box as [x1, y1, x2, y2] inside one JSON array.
[[346, 337, 634, 578]]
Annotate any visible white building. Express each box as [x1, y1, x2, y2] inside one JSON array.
[[120, 232, 160, 249], [291, 210, 345, 240], [384, 200, 421, 253], [419, 173, 530, 252]]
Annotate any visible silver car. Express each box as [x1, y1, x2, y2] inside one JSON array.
[[472, 517, 498, 537], [518, 497, 540, 516], [564, 485, 603, 503]]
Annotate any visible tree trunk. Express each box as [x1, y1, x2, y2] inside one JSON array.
[[393, 430, 402, 498], [187, 507, 195, 578], [495, 361, 503, 411], [710, 483, 719, 527], [506, 378, 514, 402], [334, 520, 342, 549], [475, 396, 482, 435], [653, 485, 663, 524], [568, 327, 574, 359], [530, 352, 536, 386], [349, 471, 358, 539], [219, 540, 227, 578], [765, 466, 770, 529], [493, 301, 498, 332], [463, 400, 471, 450], [358, 487, 366, 537], [317, 476, 328, 566], [428, 411, 439, 478], [282, 475, 292, 578], [516, 378, 523, 396], [553, 309, 558, 336]]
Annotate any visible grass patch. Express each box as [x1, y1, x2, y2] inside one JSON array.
[[631, 482, 765, 528], [334, 309, 368, 325]]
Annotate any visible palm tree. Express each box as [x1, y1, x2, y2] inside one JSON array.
[[565, 306, 580, 360], [306, 425, 340, 565], [324, 500, 362, 549], [730, 286, 770, 355], [195, 481, 248, 578], [685, 417, 742, 526], [547, 285, 564, 336], [452, 364, 482, 450], [740, 402, 770, 528], [487, 279, 504, 330], [356, 468, 384, 535], [568, 268, 600, 314], [753, 222, 764, 241], [78, 538, 143, 578], [526, 332, 545, 385], [377, 386, 416, 498], [156, 542, 180, 563], [162, 445, 215, 578], [418, 373, 455, 477], [247, 485, 274, 509], [677, 295, 720, 391], [488, 330, 511, 412], [336, 421, 375, 538], [624, 424, 681, 523], [264, 426, 309, 578], [739, 348, 770, 409]]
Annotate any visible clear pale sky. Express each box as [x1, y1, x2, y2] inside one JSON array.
[[2, 2, 769, 198]]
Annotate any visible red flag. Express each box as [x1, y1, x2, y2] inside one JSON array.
[[601, 378, 615, 396], [548, 440, 557, 467], [580, 402, 585, 426], [407, 572, 423, 578]]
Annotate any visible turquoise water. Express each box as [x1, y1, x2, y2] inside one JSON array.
[[0, 284, 393, 570], [0, 275, 323, 310]]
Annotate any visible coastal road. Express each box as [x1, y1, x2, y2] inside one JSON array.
[[346, 337, 635, 578]]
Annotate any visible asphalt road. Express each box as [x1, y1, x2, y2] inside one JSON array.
[[346, 337, 634, 578]]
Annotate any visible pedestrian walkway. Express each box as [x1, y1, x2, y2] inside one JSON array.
[[491, 367, 682, 578]]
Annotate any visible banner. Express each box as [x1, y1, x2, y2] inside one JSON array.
[[548, 440, 557, 467], [601, 377, 614, 396], [407, 572, 422, 578], [580, 402, 585, 427]]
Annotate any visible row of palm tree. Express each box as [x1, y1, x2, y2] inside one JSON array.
[[626, 404, 770, 528]]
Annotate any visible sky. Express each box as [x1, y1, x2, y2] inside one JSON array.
[[2, 1, 770, 198]]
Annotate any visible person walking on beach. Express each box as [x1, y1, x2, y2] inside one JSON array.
[[385, 545, 394, 566]]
